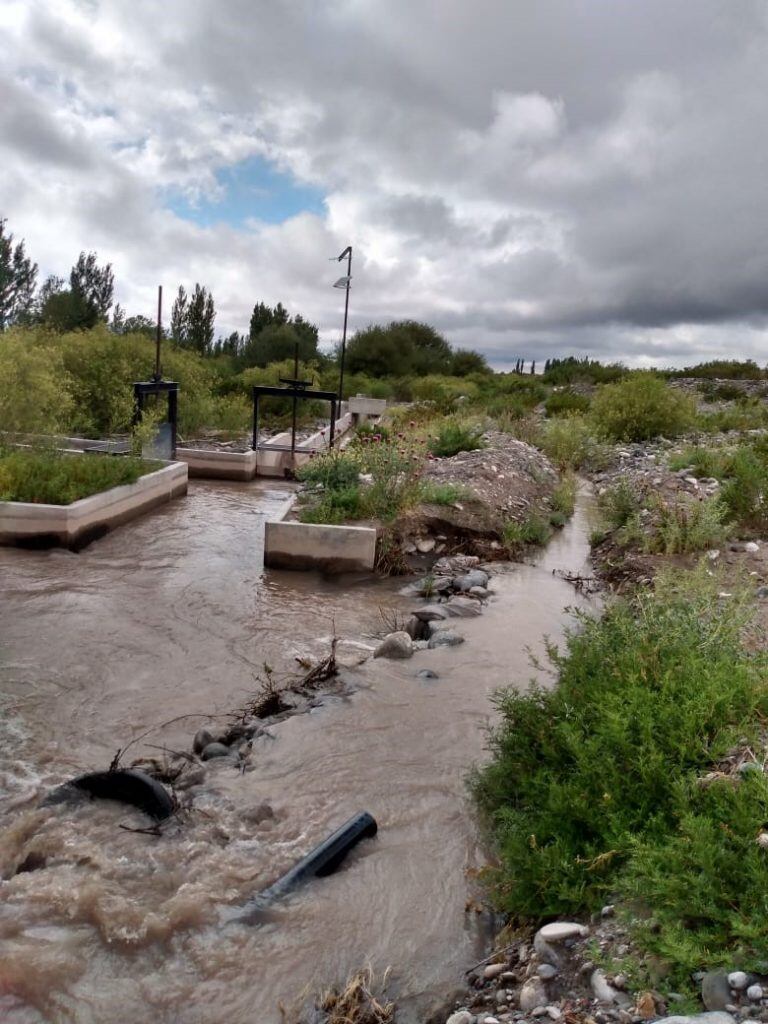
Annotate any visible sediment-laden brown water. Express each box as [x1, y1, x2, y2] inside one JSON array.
[[0, 480, 593, 1023]]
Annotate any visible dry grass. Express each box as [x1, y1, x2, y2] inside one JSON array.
[[280, 966, 395, 1024]]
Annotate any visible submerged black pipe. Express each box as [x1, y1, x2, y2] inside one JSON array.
[[42, 769, 174, 822], [230, 810, 378, 923]]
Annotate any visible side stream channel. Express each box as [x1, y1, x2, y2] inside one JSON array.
[[0, 479, 596, 1023]]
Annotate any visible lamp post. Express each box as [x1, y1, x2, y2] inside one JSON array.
[[333, 245, 352, 403]]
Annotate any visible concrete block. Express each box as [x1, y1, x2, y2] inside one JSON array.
[[348, 396, 387, 418], [0, 461, 188, 550], [264, 520, 377, 573]]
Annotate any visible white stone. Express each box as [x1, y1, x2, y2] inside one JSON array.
[[484, 963, 505, 980], [520, 980, 548, 1013], [483, 1018, 500, 1024], [446, 1012, 473, 1024], [746, 542, 760, 553], [591, 969, 619, 1004], [747, 985, 763, 1001], [373, 631, 413, 659], [538, 964, 558, 980], [757, 832, 768, 848], [729, 970, 750, 989], [547, 1008, 562, 1020], [537, 922, 589, 943]]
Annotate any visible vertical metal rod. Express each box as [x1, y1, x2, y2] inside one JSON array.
[[338, 246, 352, 404], [329, 400, 336, 449], [155, 285, 163, 381], [252, 392, 259, 452], [291, 342, 299, 458], [168, 386, 178, 457]]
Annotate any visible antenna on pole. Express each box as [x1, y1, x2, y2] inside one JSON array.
[[154, 285, 163, 381]]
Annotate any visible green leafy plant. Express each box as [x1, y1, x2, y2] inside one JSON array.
[[503, 513, 551, 549], [0, 448, 151, 504], [472, 569, 768, 993], [644, 496, 729, 554], [544, 390, 591, 418], [418, 481, 470, 506], [591, 374, 696, 442], [428, 420, 486, 458]]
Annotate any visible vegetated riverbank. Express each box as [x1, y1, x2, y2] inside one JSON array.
[[411, 377, 768, 1024]]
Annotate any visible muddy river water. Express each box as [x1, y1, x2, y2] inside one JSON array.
[[0, 480, 594, 1024]]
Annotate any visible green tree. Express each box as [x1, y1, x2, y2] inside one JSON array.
[[242, 300, 319, 368], [451, 348, 491, 376], [70, 251, 114, 323], [346, 320, 453, 377], [171, 283, 215, 355], [0, 218, 38, 330]]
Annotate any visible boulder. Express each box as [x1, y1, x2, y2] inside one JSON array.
[[433, 554, 480, 575], [428, 629, 465, 648], [412, 604, 450, 623], [374, 631, 414, 659], [200, 742, 231, 760], [445, 596, 483, 618], [520, 979, 548, 1012], [193, 727, 216, 754], [454, 570, 490, 592], [701, 971, 731, 1011]]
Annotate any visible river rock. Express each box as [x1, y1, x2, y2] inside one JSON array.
[[660, 1014, 737, 1024], [520, 979, 548, 1012], [193, 726, 217, 754], [537, 964, 558, 980], [469, 586, 490, 599], [417, 538, 436, 553], [241, 800, 275, 825], [412, 604, 450, 622], [417, 668, 439, 679], [537, 922, 589, 943], [428, 629, 465, 649], [454, 570, 490, 592], [200, 742, 231, 760], [405, 615, 427, 640], [745, 542, 760, 554], [445, 1012, 474, 1024], [445, 596, 483, 618], [728, 973, 750, 991], [747, 985, 763, 1001], [702, 971, 732, 1011], [433, 554, 480, 575], [374, 631, 414, 659], [591, 969, 619, 1004], [484, 963, 505, 980]]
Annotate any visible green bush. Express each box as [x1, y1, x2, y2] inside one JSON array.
[[591, 374, 696, 442], [640, 496, 729, 554], [537, 414, 611, 471], [428, 420, 486, 458], [0, 331, 75, 434], [598, 479, 643, 531], [544, 390, 591, 418], [503, 513, 551, 549], [550, 473, 577, 525], [472, 570, 768, 972], [418, 481, 469, 506], [0, 448, 150, 504]]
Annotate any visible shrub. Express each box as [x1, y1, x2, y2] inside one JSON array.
[[646, 496, 729, 554], [418, 482, 469, 505], [598, 479, 643, 531], [428, 420, 486, 458], [0, 448, 150, 504], [544, 390, 591, 418], [552, 471, 577, 520], [699, 401, 768, 433], [591, 374, 696, 442], [472, 570, 768, 955], [503, 513, 551, 549], [537, 414, 611, 471], [0, 331, 75, 434]]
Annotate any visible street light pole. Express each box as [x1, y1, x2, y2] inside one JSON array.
[[334, 246, 352, 403]]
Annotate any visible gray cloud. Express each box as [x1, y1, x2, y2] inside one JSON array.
[[1, 0, 767, 366]]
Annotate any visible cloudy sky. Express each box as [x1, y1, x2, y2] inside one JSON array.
[[2, 0, 767, 369]]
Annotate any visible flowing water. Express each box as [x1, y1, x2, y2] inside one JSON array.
[[0, 480, 595, 1023]]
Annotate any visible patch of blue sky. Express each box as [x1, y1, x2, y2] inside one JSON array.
[[165, 154, 326, 227]]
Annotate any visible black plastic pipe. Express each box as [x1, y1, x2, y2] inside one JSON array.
[[229, 810, 378, 923], [42, 769, 174, 822]]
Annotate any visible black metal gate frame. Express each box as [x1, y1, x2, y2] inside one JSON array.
[[251, 385, 339, 454], [133, 379, 179, 456]]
